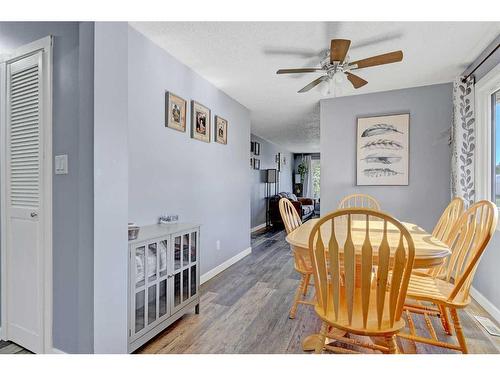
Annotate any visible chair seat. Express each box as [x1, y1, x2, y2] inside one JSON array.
[[406, 272, 470, 307], [315, 287, 406, 336]]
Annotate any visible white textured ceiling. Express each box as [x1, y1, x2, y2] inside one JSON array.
[[130, 22, 500, 153]]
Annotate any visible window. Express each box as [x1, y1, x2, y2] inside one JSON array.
[[311, 159, 320, 199], [494, 89, 500, 206], [476, 62, 500, 228]]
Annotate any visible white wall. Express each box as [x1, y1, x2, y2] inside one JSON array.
[[320, 83, 453, 231], [127, 26, 251, 276], [93, 22, 129, 354]]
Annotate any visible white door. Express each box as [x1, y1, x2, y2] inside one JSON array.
[[1, 38, 52, 354]]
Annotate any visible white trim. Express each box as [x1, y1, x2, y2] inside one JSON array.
[[471, 287, 500, 324], [200, 247, 252, 284], [50, 347, 67, 354], [474, 63, 500, 231], [0, 36, 53, 354], [251, 223, 266, 233]]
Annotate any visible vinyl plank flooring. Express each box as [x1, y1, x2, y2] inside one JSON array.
[[0, 340, 31, 354], [139, 227, 500, 354]]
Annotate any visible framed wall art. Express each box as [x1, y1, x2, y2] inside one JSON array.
[[165, 91, 187, 132], [254, 142, 260, 155], [191, 100, 211, 143], [215, 115, 228, 145], [356, 113, 409, 186]]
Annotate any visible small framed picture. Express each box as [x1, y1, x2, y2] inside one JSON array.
[[215, 116, 228, 145], [254, 142, 260, 155], [250, 157, 254, 168], [165, 91, 187, 132], [191, 100, 211, 143], [253, 158, 260, 170], [251, 141, 255, 153]]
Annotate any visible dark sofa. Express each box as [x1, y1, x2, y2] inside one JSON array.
[[269, 192, 315, 228]]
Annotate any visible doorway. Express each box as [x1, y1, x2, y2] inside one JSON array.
[[0, 36, 53, 353]]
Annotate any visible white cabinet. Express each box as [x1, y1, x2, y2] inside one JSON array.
[[128, 223, 200, 352]]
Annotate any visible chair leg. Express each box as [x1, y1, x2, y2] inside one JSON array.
[[289, 274, 306, 319], [302, 273, 311, 296], [438, 304, 452, 335], [315, 322, 328, 354], [385, 335, 398, 354], [450, 308, 468, 354]]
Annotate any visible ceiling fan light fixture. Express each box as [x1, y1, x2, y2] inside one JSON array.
[[333, 71, 346, 85]]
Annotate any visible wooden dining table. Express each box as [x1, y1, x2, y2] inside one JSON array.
[[285, 217, 452, 351]]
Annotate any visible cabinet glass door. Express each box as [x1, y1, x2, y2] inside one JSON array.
[[171, 230, 199, 314], [132, 238, 169, 340]]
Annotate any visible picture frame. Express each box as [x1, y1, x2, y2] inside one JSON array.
[[253, 158, 260, 170], [254, 142, 260, 156], [215, 115, 228, 145], [356, 113, 410, 186], [191, 100, 211, 143], [251, 141, 255, 153], [165, 91, 187, 132], [250, 157, 254, 168]]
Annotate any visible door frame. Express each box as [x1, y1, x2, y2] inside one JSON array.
[[0, 35, 53, 353]]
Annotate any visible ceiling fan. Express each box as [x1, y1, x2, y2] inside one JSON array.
[[276, 39, 403, 94]]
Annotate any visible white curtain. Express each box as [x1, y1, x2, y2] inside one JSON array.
[[302, 155, 313, 198], [451, 76, 476, 207]]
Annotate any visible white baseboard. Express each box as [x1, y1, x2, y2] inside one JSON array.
[[251, 223, 266, 233], [470, 287, 500, 324], [200, 247, 252, 284], [50, 347, 67, 354]]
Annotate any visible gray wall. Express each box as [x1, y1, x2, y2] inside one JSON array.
[[128, 26, 251, 276], [0, 22, 94, 353], [93, 22, 129, 354], [250, 134, 293, 229], [466, 35, 500, 312], [320, 83, 452, 231]]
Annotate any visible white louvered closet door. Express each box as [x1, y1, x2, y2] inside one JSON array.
[[5, 51, 45, 353]]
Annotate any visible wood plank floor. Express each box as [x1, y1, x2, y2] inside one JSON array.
[[137, 228, 500, 354], [0, 340, 32, 354]]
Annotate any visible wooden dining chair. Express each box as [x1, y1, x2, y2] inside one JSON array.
[[432, 197, 465, 244], [308, 208, 415, 354], [338, 194, 381, 210], [398, 200, 498, 353], [279, 198, 314, 319]]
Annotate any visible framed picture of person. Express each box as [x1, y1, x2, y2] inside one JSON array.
[[215, 115, 228, 145], [165, 91, 187, 132], [191, 100, 211, 143]]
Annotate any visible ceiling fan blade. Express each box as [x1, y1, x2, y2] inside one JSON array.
[[330, 39, 351, 64], [298, 76, 328, 93], [276, 68, 322, 74], [346, 72, 368, 89], [350, 50, 403, 69]]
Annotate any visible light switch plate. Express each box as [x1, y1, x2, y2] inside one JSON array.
[[55, 154, 68, 175]]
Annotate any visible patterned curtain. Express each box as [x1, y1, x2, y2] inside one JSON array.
[[451, 76, 475, 207]]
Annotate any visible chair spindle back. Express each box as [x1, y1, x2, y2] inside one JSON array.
[[279, 198, 302, 234], [308, 208, 415, 330], [339, 194, 381, 210]]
